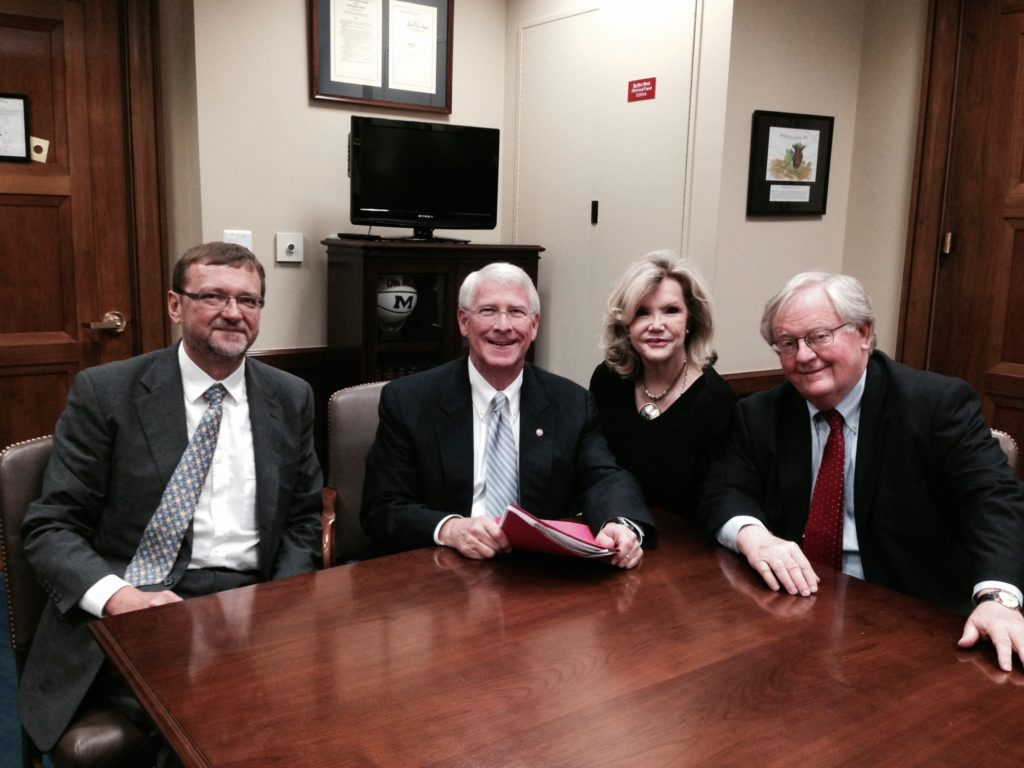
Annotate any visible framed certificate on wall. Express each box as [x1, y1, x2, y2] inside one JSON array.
[[310, 0, 452, 114], [0, 94, 30, 162]]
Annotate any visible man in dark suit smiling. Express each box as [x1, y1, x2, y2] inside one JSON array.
[[700, 271, 1024, 672], [361, 262, 653, 568], [19, 242, 322, 755]]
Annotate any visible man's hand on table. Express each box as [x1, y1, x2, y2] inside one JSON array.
[[959, 599, 1024, 672], [439, 516, 511, 559], [103, 585, 183, 615], [736, 524, 819, 597]]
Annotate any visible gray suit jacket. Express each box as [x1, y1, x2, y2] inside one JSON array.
[[361, 358, 654, 552], [19, 344, 322, 751]]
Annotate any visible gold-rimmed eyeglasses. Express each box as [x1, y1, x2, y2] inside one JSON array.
[[771, 322, 851, 357]]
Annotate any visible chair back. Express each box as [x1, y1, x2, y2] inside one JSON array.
[[325, 381, 387, 565], [992, 428, 1018, 472], [2, 436, 158, 768], [0, 436, 53, 678]]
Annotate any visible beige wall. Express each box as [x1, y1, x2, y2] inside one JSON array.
[[844, 0, 927, 355], [160, 0, 927, 370], [160, 0, 508, 352], [709, 0, 926, 373]]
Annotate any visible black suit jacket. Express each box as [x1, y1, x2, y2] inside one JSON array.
[[361, 358, 654, 552], [699, 351, 1024, 614], [19, 344, 323, 751]]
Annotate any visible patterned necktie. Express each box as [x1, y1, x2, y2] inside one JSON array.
[[485, 392, 518, 521], [803, 409, 845, 570], [124, 384, 227, 586]]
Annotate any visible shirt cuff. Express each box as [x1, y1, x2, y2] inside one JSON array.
[[972, 581, 1024, 606], [433, 514, 461, 545], [715, 516, 766, 551], [79, 574, 130, 618]]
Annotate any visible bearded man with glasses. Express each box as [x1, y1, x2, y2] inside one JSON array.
[[19, 241, 322, 761], [699, 271, 1024, 672]]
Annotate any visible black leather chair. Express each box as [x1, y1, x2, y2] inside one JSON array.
[[0, 436, 158, 768], [321, 382, 387, 567]]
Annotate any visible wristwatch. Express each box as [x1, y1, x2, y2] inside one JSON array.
[[607, 516, 644, 546], [975, 590, 1022, 611]]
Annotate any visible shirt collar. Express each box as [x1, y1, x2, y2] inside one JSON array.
[[177, 343, 246, 404], [806, 368, 866, 432], [467, 358, 524, 419]]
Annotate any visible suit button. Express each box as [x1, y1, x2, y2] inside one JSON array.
[[162, 578, 174, 587]]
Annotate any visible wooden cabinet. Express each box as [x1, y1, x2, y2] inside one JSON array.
[[325, 238, 543, 389]]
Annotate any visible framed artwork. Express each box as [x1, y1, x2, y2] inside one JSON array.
[[310, 0, 452, 114], [0, 93, 30, 162], [746, 110, 834, 216]]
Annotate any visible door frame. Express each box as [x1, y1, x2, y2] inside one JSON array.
[[896, 0, 960, 369], [124, 0, 170, 353]]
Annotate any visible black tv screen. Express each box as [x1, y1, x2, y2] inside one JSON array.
[[349, 116, 500, 240]]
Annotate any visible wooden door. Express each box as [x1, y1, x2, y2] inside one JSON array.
[[0, 0, 166, 450], [900, 0, 1024, 446]]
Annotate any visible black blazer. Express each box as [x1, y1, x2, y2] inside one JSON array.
[[699, 351, 1024, 614], [19, 344, 323, 751], [361, 358, 654, 552]]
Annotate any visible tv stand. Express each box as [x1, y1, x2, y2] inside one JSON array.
[[385, 227, 469, 244], [386, 235, 470, 244], [324, 238, 543, 388]]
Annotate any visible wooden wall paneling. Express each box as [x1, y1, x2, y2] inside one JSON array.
[[721, 369, 785, 399]]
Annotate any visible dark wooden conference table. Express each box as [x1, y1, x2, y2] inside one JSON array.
[[91, 515, 1024, 767]]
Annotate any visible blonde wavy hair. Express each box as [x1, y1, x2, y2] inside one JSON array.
[[601, 250, 717, 379]]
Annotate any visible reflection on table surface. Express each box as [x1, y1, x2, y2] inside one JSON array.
[[92, 515, 1024, 768]]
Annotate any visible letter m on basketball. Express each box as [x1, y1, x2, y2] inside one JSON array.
[[393, 295, 415, 310]]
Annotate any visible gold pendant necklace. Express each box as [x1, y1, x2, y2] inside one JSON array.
[[639, 356, 688, 421]]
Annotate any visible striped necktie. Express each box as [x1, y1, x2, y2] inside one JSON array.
[[124, 383, 227, 586], [485, 392, 519, 521]]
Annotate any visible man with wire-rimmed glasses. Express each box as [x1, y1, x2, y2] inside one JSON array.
[[19, 241, 322, 762], [700, 271, 1024, 673]]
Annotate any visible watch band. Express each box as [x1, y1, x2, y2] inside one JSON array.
[[975, 590, 1022, 611], [608, 516, 644, 546]]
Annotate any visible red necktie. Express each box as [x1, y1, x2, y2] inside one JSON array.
[[803, 409, 845, 570]]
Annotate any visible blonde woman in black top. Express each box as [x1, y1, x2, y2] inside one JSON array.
[[589, 251, 736, 518]]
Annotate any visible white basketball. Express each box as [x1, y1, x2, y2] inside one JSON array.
[[377, 275, 418, 325]]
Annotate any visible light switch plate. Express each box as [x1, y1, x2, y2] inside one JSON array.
[[276, 232, 304, 263], [223, 229, 253, 250]]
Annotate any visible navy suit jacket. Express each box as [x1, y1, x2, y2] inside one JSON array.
[[361, 358, 654, 552], [19, 344, 322, 751], [699, 351, 1024, 614]]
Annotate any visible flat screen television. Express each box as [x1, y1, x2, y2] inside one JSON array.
[[349, 116, 500, 241]]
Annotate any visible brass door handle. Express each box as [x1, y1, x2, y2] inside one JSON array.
[[83, 310, 127, 335]]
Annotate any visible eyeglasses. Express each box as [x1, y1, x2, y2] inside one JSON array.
[[177, 290, 265, 312], [466, 306, 535, 324], [771, 322, 851, 357]]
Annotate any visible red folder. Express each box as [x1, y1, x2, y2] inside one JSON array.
[[498, 505, 615, 559]]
